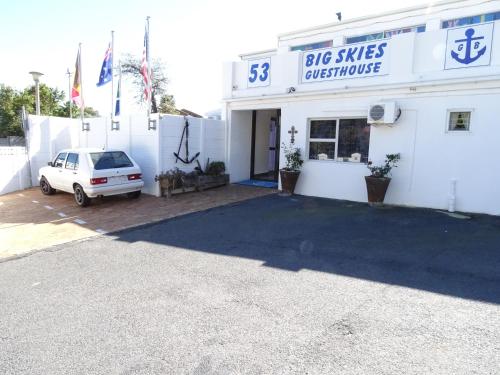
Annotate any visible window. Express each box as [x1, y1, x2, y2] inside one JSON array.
[[309, 120, 337, 160], [54, 153, 67, 168], [291, 40, 333, 51], [90, 151, 133, 170], [308, 118, 370, 162], [345, 32, 384, 45], [337, 119, 371, 162], [448, 111, 471, 131], [65, 153, 79, 170], [442, 11, 500, 28], [345, 25, 425, 44]]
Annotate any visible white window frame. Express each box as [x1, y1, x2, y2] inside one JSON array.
[[446, 109, 473, 133], [307, 117, 369, 162]]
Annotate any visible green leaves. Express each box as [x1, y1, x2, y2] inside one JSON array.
[[367, 153, 401, 178], [282, 142, 304, 171], [0, 83, 99, 137]]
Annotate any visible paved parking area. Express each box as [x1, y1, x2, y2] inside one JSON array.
[[0, 185, 274, 259], [0, 194, 499, 374]]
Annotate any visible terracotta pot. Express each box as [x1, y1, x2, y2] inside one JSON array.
[[280, 169, 300, 195], [365, 176, 391, 204]]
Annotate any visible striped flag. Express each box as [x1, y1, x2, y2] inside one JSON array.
[[71, 46, 83, 109], [140, 26, 151, 102]]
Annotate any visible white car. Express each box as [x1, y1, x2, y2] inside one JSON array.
[[39, 148, 144, 207]]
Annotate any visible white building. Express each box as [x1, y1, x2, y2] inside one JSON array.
[[222, 0, 500, 216]]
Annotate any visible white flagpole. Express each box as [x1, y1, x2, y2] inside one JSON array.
[[146, 16, 151, 116], [79, 43, 85, 125], [111, 30, 115, 122]]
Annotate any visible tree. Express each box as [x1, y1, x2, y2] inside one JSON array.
[[121, 54, 176, 114], [0, 84, 22, 137], [0, 83, 100, 137], [158, 95, 180, 115], [57, 101, 99, 118]]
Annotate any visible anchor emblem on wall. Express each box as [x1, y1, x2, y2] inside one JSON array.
[[445, 23, 493, 70], [451, 28, 486, 65]]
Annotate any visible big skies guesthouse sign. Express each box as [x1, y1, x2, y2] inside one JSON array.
[[301, 40, 390, 83]]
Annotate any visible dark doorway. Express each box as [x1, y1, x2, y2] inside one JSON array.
[[250, 109, 281, 182]]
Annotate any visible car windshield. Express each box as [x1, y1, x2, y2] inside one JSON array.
[[90, 151, 133, 170]]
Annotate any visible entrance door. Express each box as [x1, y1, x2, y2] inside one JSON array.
[[251, 109, 280, 182]]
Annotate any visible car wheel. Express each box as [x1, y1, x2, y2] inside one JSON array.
[[74, 184, 91, 207], [127, 190, 141, 199], [40, 176, 56, 195]]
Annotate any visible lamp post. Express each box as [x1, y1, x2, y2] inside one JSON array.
[[29, 71, 44, 115]]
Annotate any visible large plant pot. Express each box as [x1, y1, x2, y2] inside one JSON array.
[[280, 169, 300, 195], [365, 176, 391, 205]]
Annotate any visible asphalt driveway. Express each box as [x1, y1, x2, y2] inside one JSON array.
[[0, 194, 499, 374]]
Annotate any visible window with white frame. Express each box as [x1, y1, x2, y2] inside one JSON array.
[[308, 118, 370, 162], [448, 111, 471, 131]]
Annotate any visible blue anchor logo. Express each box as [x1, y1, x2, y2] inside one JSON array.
[[451, 28, 487, 65]]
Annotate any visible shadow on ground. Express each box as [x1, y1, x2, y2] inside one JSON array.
[[114, 194, 500, 304]]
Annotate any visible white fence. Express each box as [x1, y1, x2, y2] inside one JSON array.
[[26, 114, 226, 197], [0, 147, 31, 195]]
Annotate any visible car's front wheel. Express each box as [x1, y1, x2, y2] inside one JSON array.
[[127, 190, 141, 199], [74, 184, 91, 207], [40, 176, 56, 195]]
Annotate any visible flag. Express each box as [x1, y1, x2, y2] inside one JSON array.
[[114, 64, 121, 116], [140, 26, 151, 102], [96, 43, 113, 87], [71, 46, 83, 109]]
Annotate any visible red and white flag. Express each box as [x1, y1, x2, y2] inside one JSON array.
[[140, 26, 151, 102]]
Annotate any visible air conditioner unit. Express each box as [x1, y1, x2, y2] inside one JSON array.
[[368, 102, 401, 125]]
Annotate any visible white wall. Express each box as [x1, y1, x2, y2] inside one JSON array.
[[26, 114, 226, 197], [0, 147, 31, 195], [158, 115, 226, 174], [269, 87, 500, 215], [225, 18, 500, 101]]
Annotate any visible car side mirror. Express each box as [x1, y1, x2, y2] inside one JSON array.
[[47, 162, 53, 167]]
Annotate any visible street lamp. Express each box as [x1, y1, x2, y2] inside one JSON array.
[[29, 71, 44, 115]]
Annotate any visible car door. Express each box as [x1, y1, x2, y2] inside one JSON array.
[[61, 152, 79, 192], [49, 152, 68, 190]]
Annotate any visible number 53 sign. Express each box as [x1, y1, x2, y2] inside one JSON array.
[[247, 57, 271, 88]]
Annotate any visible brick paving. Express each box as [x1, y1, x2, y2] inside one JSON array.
[[0, 185, 275, 259]]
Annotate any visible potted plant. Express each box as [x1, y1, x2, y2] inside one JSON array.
[[365, 153, 401, 205], [196, 161, 229, 191], [280, 142, 304, 195]]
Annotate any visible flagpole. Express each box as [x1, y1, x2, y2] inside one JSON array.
[[79, 43, 84, 125], [111, 30, 115, 123], [66, 68, 72, 118], [146, 16, 151, 117]]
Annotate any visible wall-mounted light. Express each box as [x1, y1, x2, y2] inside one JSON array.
[[82, 122, 90, 131], [148, 118, 157, 130], [111, 120, 120, 131], [287, 87, 296, 94]]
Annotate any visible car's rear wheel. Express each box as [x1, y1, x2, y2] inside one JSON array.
[[127, 190, 141, 199], [40, 176, 55, 195], [74, 184, 91, 207]]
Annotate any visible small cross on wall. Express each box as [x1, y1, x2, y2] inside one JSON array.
[[288, 126, 298, 144]]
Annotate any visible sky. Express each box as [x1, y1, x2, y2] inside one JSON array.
[[0, 0, 434, 117]]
